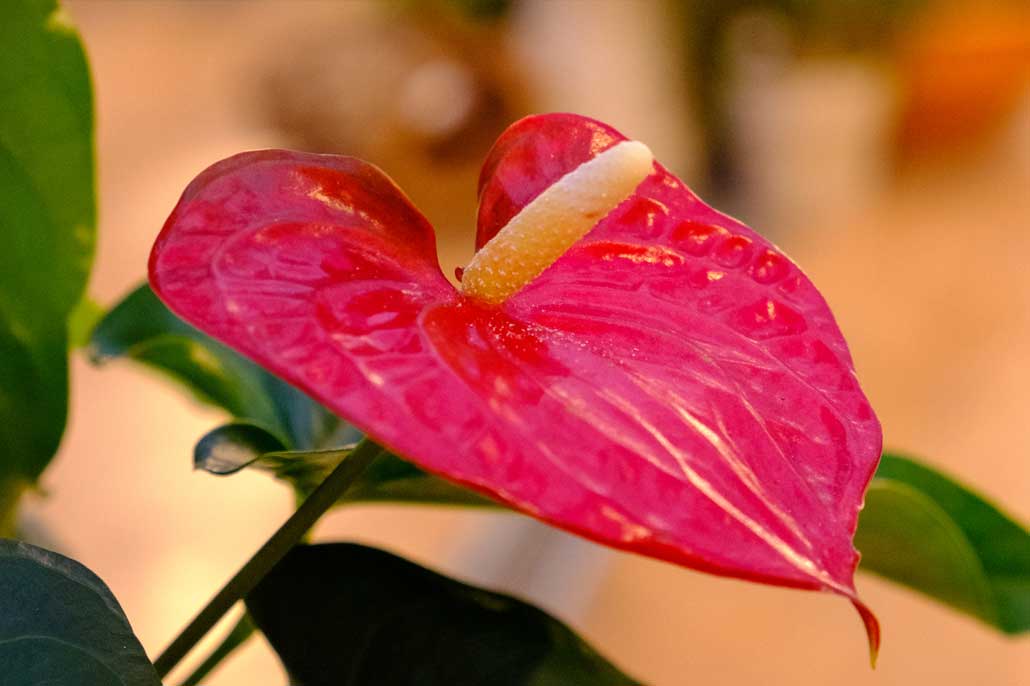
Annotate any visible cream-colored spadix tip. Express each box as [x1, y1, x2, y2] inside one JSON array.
[[462, 140, 654, 304]]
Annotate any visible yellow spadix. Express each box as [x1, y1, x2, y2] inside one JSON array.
[[461, 140, 654, 304]]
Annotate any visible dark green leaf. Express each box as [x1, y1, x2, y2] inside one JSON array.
[[194, 422, 289, 475], [90, 284, 348, 449], [0, 538, 160, 686], [344, 448, 499, 507], [195, 422, 496, 507], [856, 453, 1030, 633], [246, 543, 638, 686], [0, 0, 95, 486]]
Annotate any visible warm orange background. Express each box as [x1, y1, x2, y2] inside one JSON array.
[[24, 2, 1030, 684]]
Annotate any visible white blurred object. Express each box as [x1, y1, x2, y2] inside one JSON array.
[[510, 0, 699, 180], [728, 18, 895, 233], [453, 516, 614, 622], [395, 58, 479, 139]]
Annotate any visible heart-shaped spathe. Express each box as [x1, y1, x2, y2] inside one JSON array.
[[150, 113, 882, 652]]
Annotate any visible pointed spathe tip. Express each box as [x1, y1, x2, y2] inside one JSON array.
[[850, 598, 881, 667]]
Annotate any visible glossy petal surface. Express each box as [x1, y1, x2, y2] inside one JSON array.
[[150, 116, 881, 639]]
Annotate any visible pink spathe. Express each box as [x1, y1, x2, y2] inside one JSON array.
[[149, 113, 882, 653]]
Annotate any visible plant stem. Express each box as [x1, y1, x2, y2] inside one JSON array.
[[178, 613, 256, 686], [153, 439, 384, 679]]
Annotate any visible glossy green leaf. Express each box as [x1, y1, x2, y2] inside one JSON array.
[[344, 447, 498, 507], [194, 421, 289, 475], [90, 284, 347, 449], [246, 543, 638, 686], [856, 453, 1030, 633], [0, 538, 160, 686], [0, 0, 95, 528], [195, 422, 496, 507]]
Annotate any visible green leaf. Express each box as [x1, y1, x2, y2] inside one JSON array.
[[856, 453, 1030, 633], [0, 324, 67, 482], [90, 284, 348, 449], [195, 422, 497, 507], [0, 538, 160, 686], [0, 0, 94, 319], [344, 447, 499, 507], [246, 543, 639, 686], [194, 421, 289, 475], [0, 478, 28, 539], [67, 295, 105, 349], [0, 0, 95, 486]]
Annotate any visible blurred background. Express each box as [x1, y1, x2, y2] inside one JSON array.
[[22, 0, 1030, 683]]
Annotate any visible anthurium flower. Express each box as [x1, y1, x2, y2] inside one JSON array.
[[150, 113, 882, 654]]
